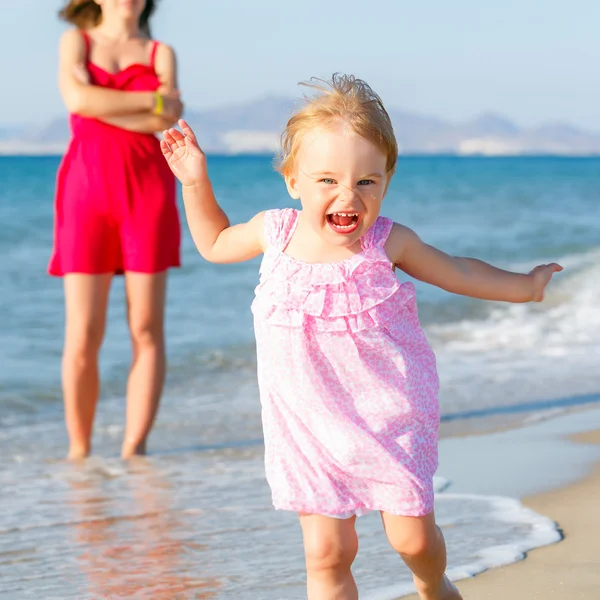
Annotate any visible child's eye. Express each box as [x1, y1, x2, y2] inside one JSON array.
[[357, 179, 375, 186], [320, 178, 336, 184]]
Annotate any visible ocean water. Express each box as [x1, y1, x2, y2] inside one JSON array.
[[1, 155, 599, 598]]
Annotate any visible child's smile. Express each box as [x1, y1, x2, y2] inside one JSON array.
[[326, 211, 361, 234]]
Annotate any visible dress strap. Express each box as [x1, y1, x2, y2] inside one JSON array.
[[150, 41, 160, 68], [362, 216, 394, 249], [263, 208, 299, 250], [81, 30, 91, 63]]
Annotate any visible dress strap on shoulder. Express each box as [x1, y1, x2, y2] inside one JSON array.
[[362, 216, 394, 249], [150, 40, 160, 68], [80, 30, 91, 63], [263, 208, 299, 250]]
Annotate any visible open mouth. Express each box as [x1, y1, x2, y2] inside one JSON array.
[[326, 212, 361, 234]]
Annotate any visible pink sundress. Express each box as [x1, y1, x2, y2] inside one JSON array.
[[251, 208, 440, 517]]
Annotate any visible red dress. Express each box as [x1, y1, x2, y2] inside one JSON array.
[[49, 32, 180, 276]]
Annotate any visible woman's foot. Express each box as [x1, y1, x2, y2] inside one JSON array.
[[416, 575, 463, 600], [121, 439, 147, 459], [68, 444, 90, 460]]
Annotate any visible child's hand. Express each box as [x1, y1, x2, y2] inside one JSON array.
[[528, 263, 563, 301], [160, 119, 207, 187]]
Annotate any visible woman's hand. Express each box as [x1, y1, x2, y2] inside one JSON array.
[[528, 263, 563, 301], [72, 60, 182, 122], [161, 119, 207, 187], [158, 90, 184, 121]]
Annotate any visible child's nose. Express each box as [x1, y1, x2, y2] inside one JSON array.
[[337, 182, 358, 200]]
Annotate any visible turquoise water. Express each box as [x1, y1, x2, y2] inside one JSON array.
[[1, 155, 599, 598], [2, 156, 598, 425]]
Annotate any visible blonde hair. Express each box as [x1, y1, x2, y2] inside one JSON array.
[[277, 73, 398, 177]]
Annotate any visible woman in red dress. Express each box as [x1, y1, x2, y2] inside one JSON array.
[[50, 0, 183, 459]]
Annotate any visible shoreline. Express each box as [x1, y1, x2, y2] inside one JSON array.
[[457, 429, 600, 599], [404, 416, 600, 600], [2, 399, 599, 599], [437, 393, 600, 440]]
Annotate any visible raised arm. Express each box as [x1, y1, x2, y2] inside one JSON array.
[[161, 120, 266, 263], [58, 29, 180, 120], [386, 223, 562, 302], [101, 43, 183, 133]]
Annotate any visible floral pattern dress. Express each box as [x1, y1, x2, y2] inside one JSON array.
[[251, 208, 440, 517]]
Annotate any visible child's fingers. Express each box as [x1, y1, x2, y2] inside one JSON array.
[[533, 263, 563, 275], [163, 128, 185, 148], [179, 119, 198, 144], [159, 139, 172, 158], [184, 134, 202, 153], [162, 129, 177, 146], [168, 128, 186, 143], [541, 262, 562, 272]]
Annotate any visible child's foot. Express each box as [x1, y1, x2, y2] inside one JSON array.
[[441, 578, 462, 600], [416, 575, 463, 600]]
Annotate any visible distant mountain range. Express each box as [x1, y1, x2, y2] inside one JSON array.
[[1, 95, 599, 156]]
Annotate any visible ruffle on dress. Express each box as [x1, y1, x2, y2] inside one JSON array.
[[251, 244, 417, 333]]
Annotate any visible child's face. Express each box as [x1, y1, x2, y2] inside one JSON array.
[[286, 120, 390, 248]]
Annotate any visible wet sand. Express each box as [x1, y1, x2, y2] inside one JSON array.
[[405, 428, 600, 600]]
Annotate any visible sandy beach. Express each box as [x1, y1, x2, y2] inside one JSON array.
[[405, 428, 600, 600]]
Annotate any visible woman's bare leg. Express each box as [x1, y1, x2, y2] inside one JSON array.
[[299, 513, 359, 600], [121, 271, 167, 458], [62, 273, 112, 459], [381, 511, 462, 600]]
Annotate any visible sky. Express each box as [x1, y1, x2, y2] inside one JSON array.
[[1, 0, 599, 131]]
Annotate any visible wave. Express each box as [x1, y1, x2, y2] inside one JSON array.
[[428, 248, 600, 413], [362, 493, 560, 600]]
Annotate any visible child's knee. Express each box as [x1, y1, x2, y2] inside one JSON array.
[[388, 526, 440, 559], [304, 531, 358, 573]]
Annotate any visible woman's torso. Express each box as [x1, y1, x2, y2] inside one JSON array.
[[69, 31, 162, 142]]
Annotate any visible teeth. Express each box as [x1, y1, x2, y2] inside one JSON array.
[[332, 212, 358, 217]]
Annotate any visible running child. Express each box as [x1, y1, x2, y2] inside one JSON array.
[[161, 74, 562, 600]]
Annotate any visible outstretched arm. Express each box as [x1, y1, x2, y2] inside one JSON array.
[[161, 120, 266, 263], [58, 30, 181, 120], [386, 223, 562, 302]]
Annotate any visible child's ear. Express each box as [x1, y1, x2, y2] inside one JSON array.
[[285, 173, 301, 200]]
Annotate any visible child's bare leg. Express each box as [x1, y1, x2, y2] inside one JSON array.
[[62, 274, 112, 459], [299, 513, 359, 600], [121, 272, 167, 458], [381, 511, 462, 600]]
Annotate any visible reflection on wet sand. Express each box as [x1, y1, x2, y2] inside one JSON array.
[[66, 458, 221, 599]]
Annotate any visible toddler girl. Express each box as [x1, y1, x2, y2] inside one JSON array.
[[161, 74, 561, 600]]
